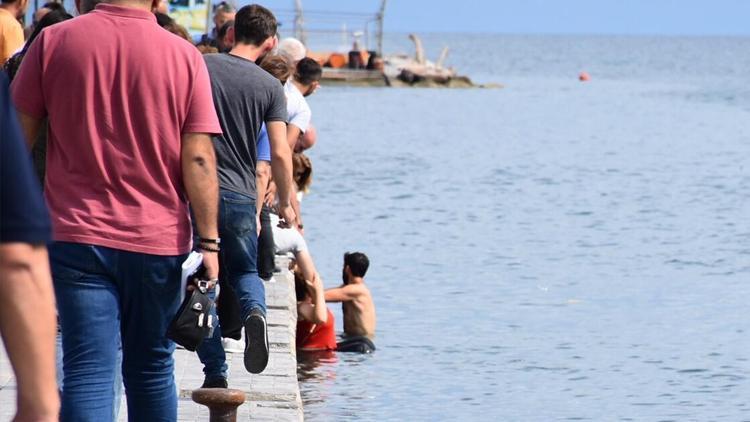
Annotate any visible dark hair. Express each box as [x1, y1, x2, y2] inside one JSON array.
[[154, 12, 191, 42], [294, 270, 307, 302], [217, 19, 233, 39], [233, 4, 276, 47], [41, 1, 65, 11], [294, 57, 322, 86], [154, 11, 173, 27], [344, 252, 369, 278], [292, 152, 312, 192], [259, 52, 291, 84], [77, 0, 102, 14], [4, 10, 73, 80]]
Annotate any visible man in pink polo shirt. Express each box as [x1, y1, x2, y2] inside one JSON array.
[[11, 0, 222, 420]]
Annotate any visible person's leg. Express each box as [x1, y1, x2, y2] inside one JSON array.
[[196, 332, 228, 387], [219, 190, 268, 373], [257, 205, 275, 280], [55, 248, 124, 421], [51, 242, 120, 422], [195, 287, 228, 386], [189, 209, 229, 385], [220, 191, 266, 317], [117, 250, 185, 422]]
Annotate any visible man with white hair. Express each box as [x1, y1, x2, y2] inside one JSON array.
[[278, 37, 306, 63], [277, 39, 317, 152]]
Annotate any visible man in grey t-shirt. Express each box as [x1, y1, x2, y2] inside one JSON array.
[[206, 51, 286, 196], [197, 4, 297, 385]]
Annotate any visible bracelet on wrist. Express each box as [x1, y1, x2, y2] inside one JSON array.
[[197, 245, 220, 253], [197, 237, 221, 244]]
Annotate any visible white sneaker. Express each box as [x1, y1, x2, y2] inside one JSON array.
[[222, 337, 244, 354]]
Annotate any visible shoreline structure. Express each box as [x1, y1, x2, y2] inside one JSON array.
[[278, 1, 497, 88], [0, 255, 304, 421]]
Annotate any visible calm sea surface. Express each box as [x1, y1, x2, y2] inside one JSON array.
[[298, 34, 750, 421]]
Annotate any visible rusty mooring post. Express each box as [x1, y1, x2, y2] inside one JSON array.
[[191, 388, 246, 422]]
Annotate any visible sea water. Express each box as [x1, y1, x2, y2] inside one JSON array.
[[298, 34, 750, 421]]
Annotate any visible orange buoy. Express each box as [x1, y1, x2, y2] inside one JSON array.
[[579, 72, 591, 82]]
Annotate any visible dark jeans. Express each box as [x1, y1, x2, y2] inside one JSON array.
[[197, 189, 266, 380], [257, 205, 275, 280], [51, 242, 186, 422]]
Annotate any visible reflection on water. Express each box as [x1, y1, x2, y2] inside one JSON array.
[[297, 352, 338, 407], [297, 34, 750, 421], [297, 351, 377, 421]]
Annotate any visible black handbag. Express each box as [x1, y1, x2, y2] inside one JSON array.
[[166, 274, 214, 352]]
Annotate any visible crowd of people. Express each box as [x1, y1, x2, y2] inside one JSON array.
[[0, 0, 377, 420]]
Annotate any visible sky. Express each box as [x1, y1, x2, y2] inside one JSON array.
[[260, 0, 750, 36]]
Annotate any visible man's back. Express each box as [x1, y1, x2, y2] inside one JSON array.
[[11, 4, 219, 255], [204, 53, 287, 198]]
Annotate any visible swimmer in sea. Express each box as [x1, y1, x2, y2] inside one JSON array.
[[324, 252, 377, 353]]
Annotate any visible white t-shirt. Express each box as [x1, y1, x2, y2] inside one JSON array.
[[284, 81, 311, 133]]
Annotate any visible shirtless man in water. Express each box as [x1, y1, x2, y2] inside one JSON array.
[[324, 252, 377, 353]]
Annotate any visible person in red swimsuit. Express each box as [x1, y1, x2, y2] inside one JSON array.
[[294, 267, 336, 351]]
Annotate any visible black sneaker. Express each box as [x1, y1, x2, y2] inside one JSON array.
[[244, 309, 269, 374], [201, 376, 228, 389]]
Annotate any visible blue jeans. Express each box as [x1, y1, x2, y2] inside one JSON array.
[[51, 242, 186, 422], [56, 328, 123, 421], [197, 189, 266, 379]]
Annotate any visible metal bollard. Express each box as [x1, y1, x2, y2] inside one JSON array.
[[191, 388, 246, 422]]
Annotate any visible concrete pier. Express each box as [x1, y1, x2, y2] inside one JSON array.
[[0, 260, 303, 421]]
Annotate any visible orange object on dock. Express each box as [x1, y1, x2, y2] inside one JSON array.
[[327, 53, 347, 69]]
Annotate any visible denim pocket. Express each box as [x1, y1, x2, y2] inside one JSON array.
[[221, 193, 256, 237], [224, 204, 255, 236]]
